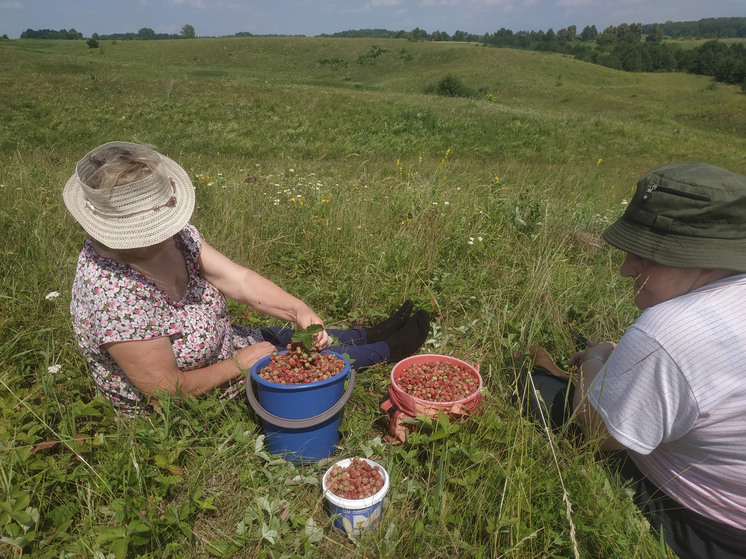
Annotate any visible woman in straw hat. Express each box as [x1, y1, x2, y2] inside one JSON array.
[[63, 142, 430, 416], [527, 162, 746, 559]]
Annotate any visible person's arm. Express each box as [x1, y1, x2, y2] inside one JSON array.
[[197, 240, 330, 348], [571, 341, 626, 451], [106, 337, 276, 397]]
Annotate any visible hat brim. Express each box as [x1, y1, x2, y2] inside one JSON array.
[[603, 216, 746, 272], [63, 146, 195, 250]]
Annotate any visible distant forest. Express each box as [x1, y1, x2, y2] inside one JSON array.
[[325, 17, 746, 42], [15, 17, 746, 90], [19, 27, 180, 41], [327, 18, 746, 88]]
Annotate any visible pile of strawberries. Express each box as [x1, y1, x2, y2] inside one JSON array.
[[258, 345, 346, 385], [325, 458, 385, 500], [395, 360, 479, 402]]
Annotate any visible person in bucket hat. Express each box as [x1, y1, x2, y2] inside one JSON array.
[[525, 162, 746, 559], [64, 142, 430, 416]]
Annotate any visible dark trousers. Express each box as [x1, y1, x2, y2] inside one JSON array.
[[606, 452, 746, 559], [260, 326, 389, 370], [527, 369, 746, 559]]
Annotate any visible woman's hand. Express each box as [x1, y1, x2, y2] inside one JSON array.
[[569, 339, 626, 452], [234, 341, 277, 370], [294, 307, 330, 349], [568, 340, 616, 368]]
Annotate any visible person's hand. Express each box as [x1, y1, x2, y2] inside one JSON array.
[[234, 342, 276, 372], [568, 340, 616, 368], [294, 307, 330, 350]]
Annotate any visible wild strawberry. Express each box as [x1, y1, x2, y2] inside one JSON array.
[[395, 360, 478, 402], [259, 350, 346, 384], [325, 458, 385, 500]]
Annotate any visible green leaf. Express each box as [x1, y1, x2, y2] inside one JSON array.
[[205, 539, 240, 556], [304, 518, 323, 543], [73, 401, 103, 417], [290, 324, 323, 352], [127, 520, 151, 534], [95, 526, 127, 545], [194, 496, 217, 511], [50, 502, 77, 527], [0, 535, 28, 549], [261, 522, 278, 544], [111, 538, 129, 559], [427, 429, 447, 441], [10, 510, 31, 524]]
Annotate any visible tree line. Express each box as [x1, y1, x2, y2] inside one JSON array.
[[19, 28, 84, 40], [20, 25, 195, 41]]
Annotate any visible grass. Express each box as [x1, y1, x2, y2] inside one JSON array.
[[1, 35, 744, 558]]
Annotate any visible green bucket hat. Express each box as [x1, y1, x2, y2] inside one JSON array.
[[602, 162, 746, 271]]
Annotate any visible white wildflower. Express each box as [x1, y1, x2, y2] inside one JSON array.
[[48, 364, 62, 374], [45, 291, 61, 300]]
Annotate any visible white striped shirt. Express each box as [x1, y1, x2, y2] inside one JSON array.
[[589, 273, 746, 530]]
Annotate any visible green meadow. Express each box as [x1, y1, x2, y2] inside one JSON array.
[[1, 36, 745, 558]]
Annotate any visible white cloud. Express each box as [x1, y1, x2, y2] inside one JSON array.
[[370, 0, 402, 6], [0, 2, 24, 8], [555, 0, 595, 7], [168, 0, 208, 7]]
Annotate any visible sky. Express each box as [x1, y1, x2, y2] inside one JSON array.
[[1, 0, 744, 39]]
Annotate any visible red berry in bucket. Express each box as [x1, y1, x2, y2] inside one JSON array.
[[395, 359, 479, 402], [325, 458, 385, 500], [258, 345, 346, 384]]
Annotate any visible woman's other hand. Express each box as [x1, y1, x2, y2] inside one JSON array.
[[568, 340, 616, 368], [234, 341, 277, 370], [107, 338, 277, 397]]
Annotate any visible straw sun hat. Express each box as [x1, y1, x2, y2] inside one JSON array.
[[603, 162, 746, 272], [63, 141, 195, 250]]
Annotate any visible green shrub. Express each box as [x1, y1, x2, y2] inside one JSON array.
[[427, 73, 476, 97]]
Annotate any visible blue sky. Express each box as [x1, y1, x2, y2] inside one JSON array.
[[1, 0, 744, 39]]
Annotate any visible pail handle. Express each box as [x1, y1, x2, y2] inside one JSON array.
[[245, 369, 356, 429]]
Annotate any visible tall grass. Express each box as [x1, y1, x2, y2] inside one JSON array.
[[1, 36, 744, 557]]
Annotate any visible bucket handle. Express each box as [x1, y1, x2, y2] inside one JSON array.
[[246, 369, 356, 429]]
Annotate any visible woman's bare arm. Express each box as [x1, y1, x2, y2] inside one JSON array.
[[106, 337, 276, 397]]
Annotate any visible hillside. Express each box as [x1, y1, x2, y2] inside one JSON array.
[[1, 36, 744, 173]]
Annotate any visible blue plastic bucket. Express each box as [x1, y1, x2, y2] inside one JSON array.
[[247, 351, 354, 463]]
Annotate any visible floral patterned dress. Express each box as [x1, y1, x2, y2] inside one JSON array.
[[69, 224, 263, 416]]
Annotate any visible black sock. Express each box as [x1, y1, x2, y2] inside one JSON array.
[[365, 299, 414, 343], [385, 309, 430, 362]]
